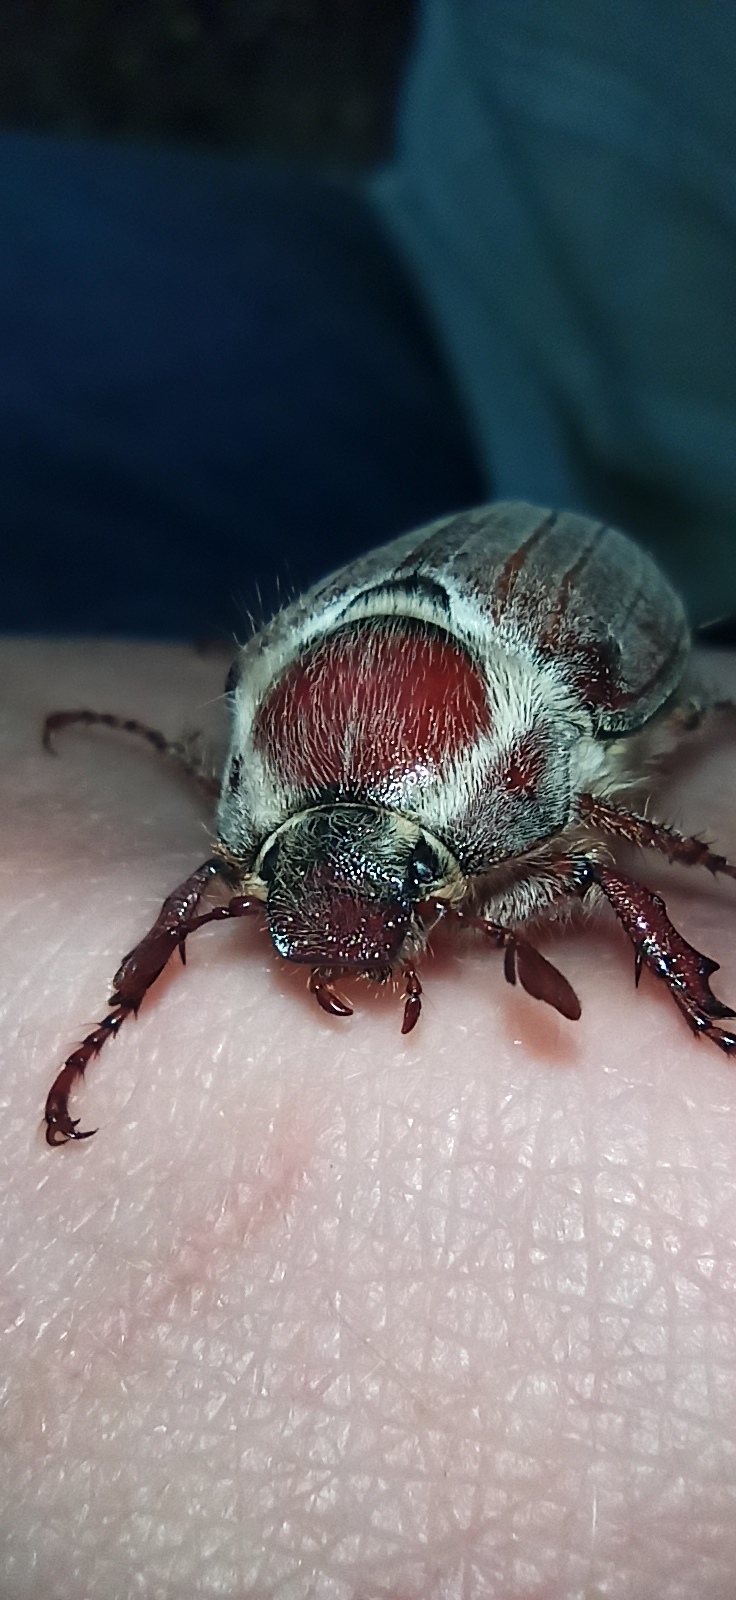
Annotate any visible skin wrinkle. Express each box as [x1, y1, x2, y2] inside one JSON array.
[[3, 642, 736, 1596]]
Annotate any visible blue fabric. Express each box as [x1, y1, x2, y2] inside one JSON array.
[[0, 136, 483, 637], [373, 0, 736, 622], [6, 2, 736, 637]]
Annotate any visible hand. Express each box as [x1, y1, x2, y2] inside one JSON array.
[[2, 638, 736, 1599]]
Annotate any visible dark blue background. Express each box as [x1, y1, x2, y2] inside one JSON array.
[[0, 135, 483, 638]]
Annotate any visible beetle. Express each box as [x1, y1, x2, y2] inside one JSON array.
[[43, 500, 736, 1145]]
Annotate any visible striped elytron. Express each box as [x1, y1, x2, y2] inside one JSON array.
[[44, 502, 736, 1144]]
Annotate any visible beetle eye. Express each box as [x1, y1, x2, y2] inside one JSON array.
[[408, 838, 441, 894], [259, 840, 280, 884], [224, 659, 239, 696]]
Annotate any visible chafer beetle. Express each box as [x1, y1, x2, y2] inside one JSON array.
[[44, 501, 736, 1144]]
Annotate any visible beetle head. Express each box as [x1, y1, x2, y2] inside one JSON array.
[[256, 805, 461, 970]]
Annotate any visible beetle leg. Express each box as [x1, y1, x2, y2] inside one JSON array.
[[308, 969, 353, 1018], [401, 968, 422, 1034], [43, 708, 219, 799], [179, 896, 263, 940], [501, 929, 582, 1020], [591, 863, 736, 1051], [428, 902, 581, 1021], [578, 794, 736, 882], [45, 856, 239, 1146]]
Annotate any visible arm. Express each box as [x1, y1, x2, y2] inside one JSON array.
[[3, 638, 736, 1599]]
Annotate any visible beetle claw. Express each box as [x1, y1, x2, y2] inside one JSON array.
[[45, 1115, 97, 1146]]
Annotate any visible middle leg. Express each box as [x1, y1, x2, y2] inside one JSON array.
[[577, 794, 736, 881]]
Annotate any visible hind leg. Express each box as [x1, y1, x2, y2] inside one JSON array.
[[43, 709, 220, 798]]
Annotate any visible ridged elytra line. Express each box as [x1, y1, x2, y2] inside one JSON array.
[[491, 509, 559, 622]]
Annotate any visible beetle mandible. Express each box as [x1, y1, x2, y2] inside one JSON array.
[[43, 500, 736, 1144]]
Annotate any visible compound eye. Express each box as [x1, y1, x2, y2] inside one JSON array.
[[224, 658, 239, 697], [407, 837, 441, 895], [258, 839, 281, 885]]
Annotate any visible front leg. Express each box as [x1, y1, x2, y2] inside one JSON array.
[[44, 856, 254, 1146], [590, 863, 736, 1051]]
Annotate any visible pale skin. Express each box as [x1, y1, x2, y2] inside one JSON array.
[[3, 637, 736, 1600]]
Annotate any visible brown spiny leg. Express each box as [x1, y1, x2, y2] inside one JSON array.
[[401, 969, 422, 1035], [578, 794, 736, 881], [43, 709, 220, 799], [590, 862, 736, 1051], [423, 901, 582, 1021], [308, 969, 354, 1017], [44, 857, 253, 1146]]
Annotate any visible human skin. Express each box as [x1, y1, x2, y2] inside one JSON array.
[[2, 637, 736, 1600]]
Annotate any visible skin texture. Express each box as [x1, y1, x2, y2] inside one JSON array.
[[2, 638, 736, 1600]]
